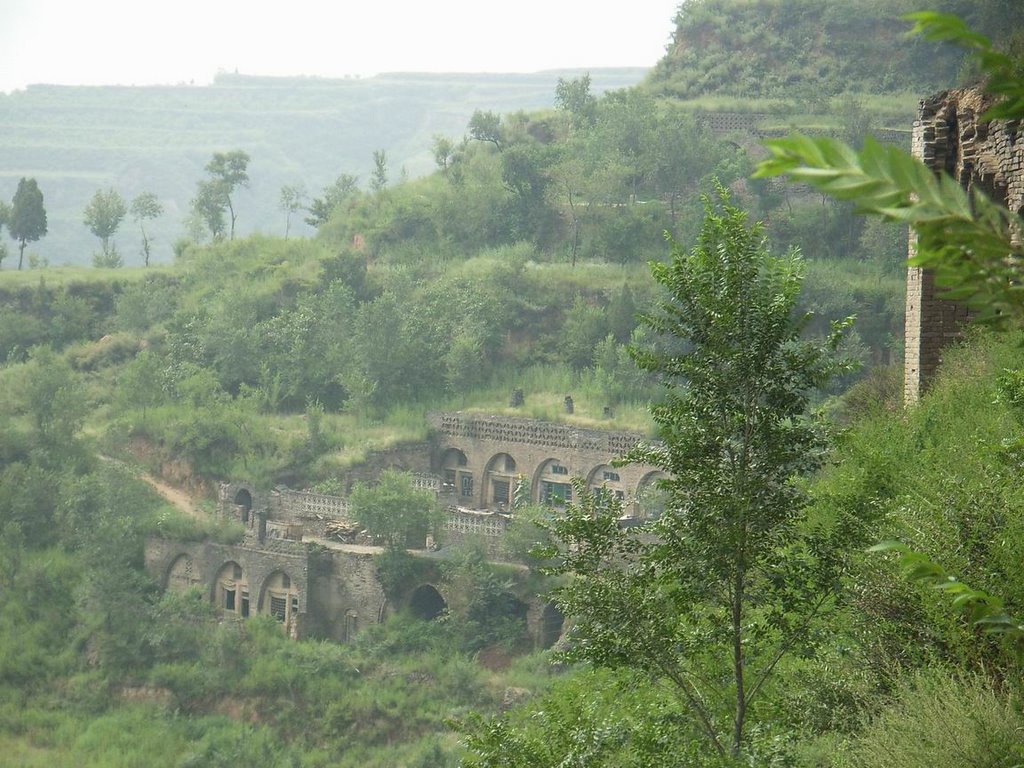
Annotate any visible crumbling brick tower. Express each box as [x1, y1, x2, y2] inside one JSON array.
[[904, 87, 1024, 404]]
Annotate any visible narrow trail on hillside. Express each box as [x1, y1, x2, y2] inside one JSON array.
[[98, 455, 207, 519]]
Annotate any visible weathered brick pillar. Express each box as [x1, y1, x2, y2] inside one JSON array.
[[904, 88, 1024, 404]]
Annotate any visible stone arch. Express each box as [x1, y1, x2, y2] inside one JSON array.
[[164, 553, 200, 593], [213, 561, 250, 617], [234, 488, 253, 523], [533, 457, 572, 506], [482, 452, 518, 510], [635, 470, 670, 519], [408, 584, 447, 621], [538, 602, 565, 649], [440, 448, 474, 503], [585, 464, 627, 508], [259, 570, 300, 625]]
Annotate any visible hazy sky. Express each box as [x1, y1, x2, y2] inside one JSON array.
[[0, 0, 681, 92]]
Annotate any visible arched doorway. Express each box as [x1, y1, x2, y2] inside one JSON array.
[[214, 561, 250, 617], [635, 471, 670, 519], [586, 464, 627, 510], [539, 602, 565, 649], [234, 488, 252, 523], [409, 584, 447, 620], [440, 448, 474, 504], [482, 452, 518, 510]]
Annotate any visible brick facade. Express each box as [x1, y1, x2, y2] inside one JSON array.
[[905, 88, 1024, 402]]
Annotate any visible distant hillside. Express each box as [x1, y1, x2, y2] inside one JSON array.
[[645, 0, 1024, 102], [0, 68, 647, 267]]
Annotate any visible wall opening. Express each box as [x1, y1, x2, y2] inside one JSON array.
[[234, 488, 253, 523], [409, 584, 447, 621], [214, 561, 248, 617], [344, 609, 359, 641], [261, 570, 300, 627], [539, 602, 565, 649], [535, 458, 572, 507], [483, 452, 518, 510], [441, 448, 473, 504]]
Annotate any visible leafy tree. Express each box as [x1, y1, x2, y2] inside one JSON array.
[[349, 469, 441, 549], [19, 346, 87, 459], [83, 187, 128, 266], [468, 110, 503, 150], [9, 177, 47, 270], [278, 183, 306, 240], [190, 179, 228, 241], [533, 190, 853, 761], [130, 192, 163, 266], [554, 73, 597, 129], [432, 134, 456, 171], [305, 173, 359, 228], [371, 149, 388, 193], [116, 349, 165, 419], [203, 150, 250, 240]]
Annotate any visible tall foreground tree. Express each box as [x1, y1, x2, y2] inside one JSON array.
[[516, 191, 855, 763], [9, 178, 47, 270], [83, 188, 127, 265]]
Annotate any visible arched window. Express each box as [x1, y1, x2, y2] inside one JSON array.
[[260, 571, 300, 626], [483, 452, 518, 509], [535, 458, 572, 506]]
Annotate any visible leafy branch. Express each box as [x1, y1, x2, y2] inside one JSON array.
[[904, 12, 1024, 122], [868, 541, 1024, 652], [753, 12, 1024, 326], [754, 133, 1024, 325]]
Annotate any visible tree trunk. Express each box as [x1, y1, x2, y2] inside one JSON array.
[[732, 568, 746, 758], [227, 197, 237, 240]]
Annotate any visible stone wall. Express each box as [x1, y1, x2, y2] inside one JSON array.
[[904, 88, 1024, 403], [429, 412, 666, 515], [442, 507, 510, 556], [144, 537, 311, 638], [305, 547, 387, 642]]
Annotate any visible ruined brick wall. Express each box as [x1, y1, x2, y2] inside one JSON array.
[[904, 87, 1024, 403]]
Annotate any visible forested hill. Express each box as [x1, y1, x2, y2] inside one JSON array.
[[0, 68, 646, 267], [645, 0, 1024, 102]]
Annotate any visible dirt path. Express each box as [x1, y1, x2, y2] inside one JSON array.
[[99, 455, 206, 519], [140, 472, 206, 519]]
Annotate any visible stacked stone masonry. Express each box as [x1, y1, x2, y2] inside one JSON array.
[[905, 88, 1024, 403]]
